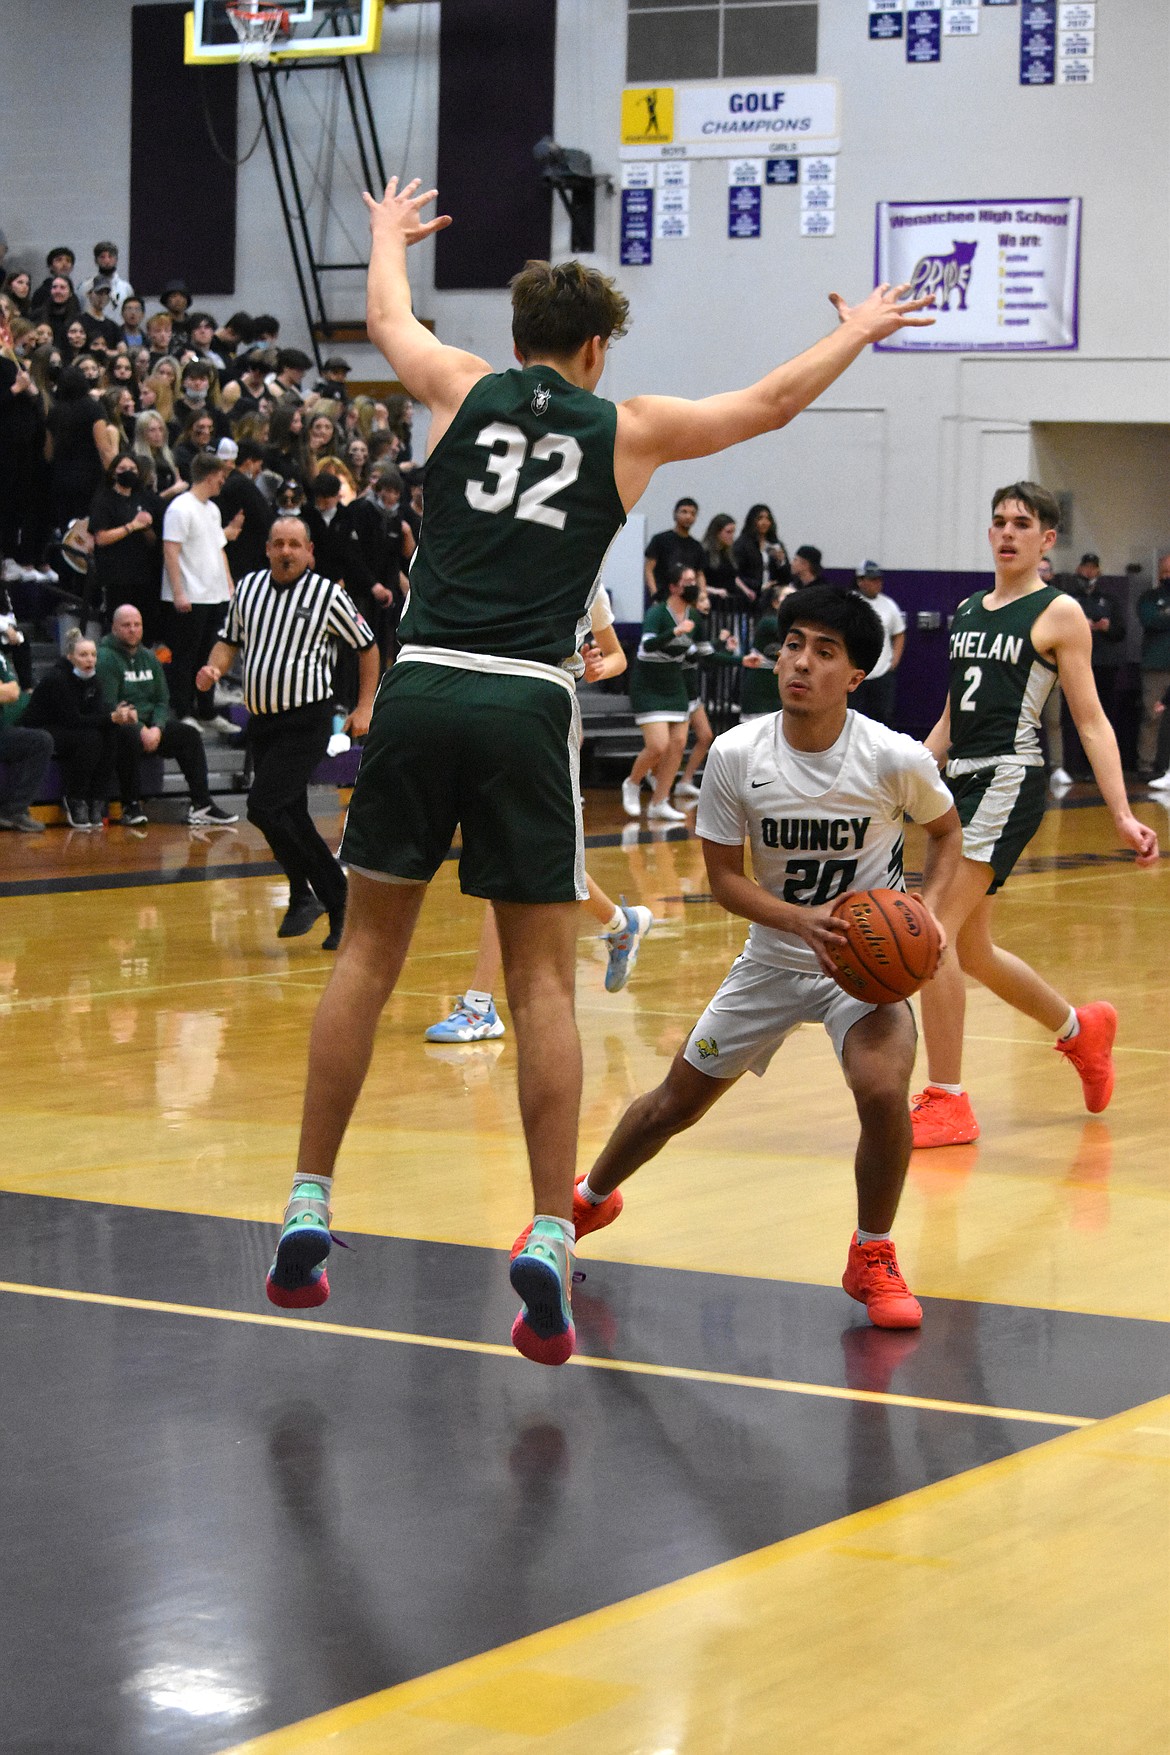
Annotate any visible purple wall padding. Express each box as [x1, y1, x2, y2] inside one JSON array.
[[434, 0, 556, 290]]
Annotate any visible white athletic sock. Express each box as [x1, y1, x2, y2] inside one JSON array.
[[602, 905, 624, 934], [1057, 1007, 1079, 1041], [532, 1212, 575, 1247], [931, 1082, 965, 1096], [578, 1176, 608, 1205], [464, 988, 493, 1014], [857, 1227, 892, 1246]]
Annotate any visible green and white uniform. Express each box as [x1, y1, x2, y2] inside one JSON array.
[[629, 601, 691, 724], [945, 584, 1061, 891], [682, 609, 739, 713], [342, 364, 626, 903], [739, 612, 782, 719]]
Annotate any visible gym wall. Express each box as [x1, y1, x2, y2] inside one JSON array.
[[1, 0, 1167, 570]]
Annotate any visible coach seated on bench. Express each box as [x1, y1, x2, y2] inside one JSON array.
[[97, 603, 238, 827]]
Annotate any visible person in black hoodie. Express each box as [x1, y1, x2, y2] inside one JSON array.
[[23, 628, 123, 828], [88, 455, 162, 637]]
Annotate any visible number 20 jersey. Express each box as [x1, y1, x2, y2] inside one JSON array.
[[399, 364, 627, 670], [696, 710, 954, 975]]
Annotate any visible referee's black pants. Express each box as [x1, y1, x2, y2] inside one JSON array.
[[245, 702, 347, 916]]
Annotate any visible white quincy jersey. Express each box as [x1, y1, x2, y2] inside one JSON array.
[[696, 709, 953, 973]]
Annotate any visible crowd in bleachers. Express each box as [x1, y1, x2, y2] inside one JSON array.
[[0, 235, 423, 828], [0, 236, 420, 635]]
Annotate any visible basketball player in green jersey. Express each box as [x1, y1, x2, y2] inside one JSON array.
[[267, 174, 935, 1363], [911, 482, 1159, 1148]]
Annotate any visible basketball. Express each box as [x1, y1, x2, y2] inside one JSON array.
[[826, 888, 942, 1005]]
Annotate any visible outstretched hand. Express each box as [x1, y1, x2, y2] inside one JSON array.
[[829, 282, 936, 341], [362, 176, 452, 247]]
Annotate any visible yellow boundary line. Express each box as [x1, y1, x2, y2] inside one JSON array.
[[0, 1279, 1092, 1429]]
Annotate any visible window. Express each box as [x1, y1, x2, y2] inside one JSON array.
[[626, 1, 818, 84]]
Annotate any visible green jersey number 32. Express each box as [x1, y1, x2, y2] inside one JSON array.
[[465, 421, 583, 531]]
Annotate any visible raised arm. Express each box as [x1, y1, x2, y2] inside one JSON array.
[[363, 177, 490, 439], [614, 285, 933, 509]]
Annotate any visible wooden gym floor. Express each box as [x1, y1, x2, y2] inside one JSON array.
[[1, 784, 1167, 1754]]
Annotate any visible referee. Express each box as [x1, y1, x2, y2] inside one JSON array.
[[196, 516, 379, 950]]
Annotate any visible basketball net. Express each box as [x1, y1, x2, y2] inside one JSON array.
[[226, 3, 289, 63]]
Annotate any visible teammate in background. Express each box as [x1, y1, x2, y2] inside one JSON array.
[[426, 584, 654, 1039], [674, 575, 739, 803], [910, 483, 1159, 1149], [622, 562, 699, 824], [267, 173, 934, 1365], [545, 586, 961, 1329]]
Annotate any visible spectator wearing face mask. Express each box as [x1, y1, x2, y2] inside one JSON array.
[[88, 455, 162, 638], [172, 362, 230, 443], [22, 628, 120, 829]]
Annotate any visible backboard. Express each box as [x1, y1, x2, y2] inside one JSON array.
[[184, 0, 384, 63]]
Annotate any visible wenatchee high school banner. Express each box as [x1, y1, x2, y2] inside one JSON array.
[[874, 197, 1082, 352]]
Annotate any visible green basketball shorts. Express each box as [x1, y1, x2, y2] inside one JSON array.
[[949, 761, 1047, 894], [341, 658, 587, 904]]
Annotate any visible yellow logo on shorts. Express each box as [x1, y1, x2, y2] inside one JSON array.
[[695, 1036, 718, 1060]]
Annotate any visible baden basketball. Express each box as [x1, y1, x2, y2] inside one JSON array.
[[826, 888, 942, 1005]]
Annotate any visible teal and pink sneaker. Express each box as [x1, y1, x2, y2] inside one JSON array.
[[266, 1181, 333, 1310], [510, 1219, 576, 1366]]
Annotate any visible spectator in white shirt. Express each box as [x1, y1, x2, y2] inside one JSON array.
[[79, 242, 134, 322], [850, 561, 906, 725], [161, 453, 239, 730]]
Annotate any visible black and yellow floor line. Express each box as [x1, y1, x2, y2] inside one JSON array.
[[0, 1279, 1093, 1429]]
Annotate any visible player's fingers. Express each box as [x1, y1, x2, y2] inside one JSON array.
[[384, 175, 399, 196], [401, 177, 422, 197], [411, 186, 440, 208]]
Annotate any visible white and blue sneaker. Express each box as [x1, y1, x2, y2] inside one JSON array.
[[602, 903, 654, 993], [424, 996, 506, 1042]]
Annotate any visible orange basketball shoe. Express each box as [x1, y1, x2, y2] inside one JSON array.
[[842, 1234, 923, 1329], [1054, 1001, 1117, 1113], [910, 1085, 980, 1148], [510, 1178, 624, 1260]]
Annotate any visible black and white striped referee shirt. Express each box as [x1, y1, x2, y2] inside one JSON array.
[[219, 568, 375, 715]]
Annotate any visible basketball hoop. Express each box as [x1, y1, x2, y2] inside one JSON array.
[[226, 2, 291, 62]]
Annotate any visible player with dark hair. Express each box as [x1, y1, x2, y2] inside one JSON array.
[[910, 482, 1159, 1148], [266, 174, 935, 1364], [541, 585, 961, 1329]]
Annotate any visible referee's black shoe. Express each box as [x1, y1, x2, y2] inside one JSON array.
[[278, 895, 325, 939], [322, 906, 346, 952]]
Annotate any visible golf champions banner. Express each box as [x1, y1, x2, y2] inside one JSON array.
[[621, 79, 840, 159], [874, 197, 1081, 351]]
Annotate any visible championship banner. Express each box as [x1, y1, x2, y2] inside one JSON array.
[[621, 79, 839, 160], [874, 197, 1081, 352]]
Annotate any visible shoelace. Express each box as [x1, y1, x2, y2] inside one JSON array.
[[1056, 1038, 1091, 1074], [860, 1242, 906, 1285]]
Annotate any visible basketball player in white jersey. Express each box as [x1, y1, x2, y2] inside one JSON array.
[[543, 587, 962, 1327]]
